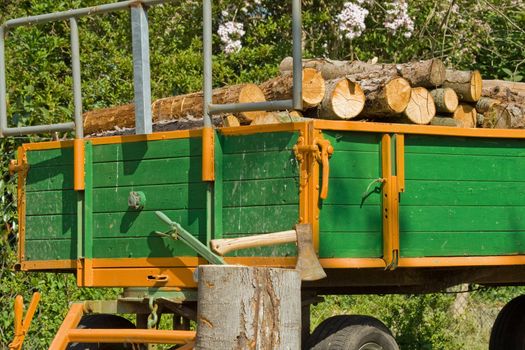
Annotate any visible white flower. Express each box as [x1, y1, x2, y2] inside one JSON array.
[[383, 0, 414, 37], [337, 2, 369, 40], [217, 21, 245, 54]]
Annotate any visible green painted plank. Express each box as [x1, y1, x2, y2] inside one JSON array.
[[92, 157, 202, 188], [324, 131, 382, 152], [220, 132, 298, 154], [26, 147, 74, 167], [214, 133, 224, 239], [84, 141, 94, 259], [329, 151, 380, 179], [323, 178, 382, 206], [222, 205, 299, 236], [92, 137, 202, 163], [223, 152, 299, 181], [400, 231, 525, 257], [400, 206, 525, 232], [223, 178, 299, 208], [402, 180, 525, 206], [92, 236, 198, 258], [225, 244, 297, 257], [26, 190, 77, 215], [405, 153, 525, 181], [92, 209, 205, 239], [26, 165, 74, 192], [26, 215, 76, 240], [319, 232, 382, 258], [319, 205, 382, 232], [405, 135, 525, 157], [24, 239, 77, 261]]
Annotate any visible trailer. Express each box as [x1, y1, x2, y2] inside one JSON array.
[[4, 1, 525, 350]]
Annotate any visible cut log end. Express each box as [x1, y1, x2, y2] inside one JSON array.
[[385, 77, 412, 113], [470, 70, 483, 102], [453, 104, 477, 128], [238, 83, 267, 121], [429, 59, 446, 86], [302, 68, 326, 107], [321, 79, 365, 119], [404, 87, 436, 124], [430, 88, 459, 113]]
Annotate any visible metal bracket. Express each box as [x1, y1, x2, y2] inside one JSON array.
[[294, 134, 333, 199], [155, 211, 225, 265]]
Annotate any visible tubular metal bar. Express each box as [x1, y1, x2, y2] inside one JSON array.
[[3, 0, 174, 29], [131, 4, 153, 134], [2, 122, 76, 136], [70, 18, 83, 138], [209, 100, 294, 115], [202, 0, 212, 128], [0, 26, 7, 137], [291, 0, 303, 110]]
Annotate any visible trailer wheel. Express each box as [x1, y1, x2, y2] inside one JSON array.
[[304, 315, 399, 350], [67, 314, 144, 350], [489, 295, 525, 350]]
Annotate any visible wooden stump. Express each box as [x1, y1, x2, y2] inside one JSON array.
[[453, 104, 477, 128], [430, 88, 458, 113], [443, 69, 482, 102], [318, 78, 365, 119], [404, 87, 436, 124], [196, 265, 301, 350]]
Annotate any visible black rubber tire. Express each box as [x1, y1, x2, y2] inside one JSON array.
[[304, 315, 399, 350], [489, 295, 525, 350], [67, 314, 142, 350]]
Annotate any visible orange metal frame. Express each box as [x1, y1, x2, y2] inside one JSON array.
[[9, 292, 40, 350]]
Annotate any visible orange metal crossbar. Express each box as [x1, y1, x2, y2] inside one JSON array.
[[9, 292, 40, 350], [49, 303, 196, 350]]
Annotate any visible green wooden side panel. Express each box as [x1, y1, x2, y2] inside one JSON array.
[[220, 132, 300, 257], [24, 239, 77, 261], [318, 131, 383, 258], [401, 135, 525, 257]]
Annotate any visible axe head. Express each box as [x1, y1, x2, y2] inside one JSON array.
[[295, 224, 327, 281]]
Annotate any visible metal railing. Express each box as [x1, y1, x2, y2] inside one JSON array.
[[0, 0, 303, 137]]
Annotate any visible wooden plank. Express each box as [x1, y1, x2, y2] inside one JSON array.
[[220, 132, 298, 155], [222, 244, 297, 257], [400, 206, 525, 232], [26, 215, 76, 240], [92, 137, 202, 163], [26, 148, 74, 167], [319, 232, 382, 258], [329, 151, 380, 179], [223, 152, 299, 181], [26, 190, 77, 215], [92, 236, 198, 258], [405, 153, 525, 181], [26, 165, 74, 192], [223, 178, 299, 208], [402, 180, 525, 206], [319, 205, 382, 232], [323, 131, 382, 152], [92, 157, 202, 187], [323, 178, 382, 206], [24, 239, 77, 261], [405, 135, 525, 157], [400, 231, 525, 257], [222, 205, 299, 236]]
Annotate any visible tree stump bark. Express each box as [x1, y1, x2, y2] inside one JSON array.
[[196, 265, 301, 350]]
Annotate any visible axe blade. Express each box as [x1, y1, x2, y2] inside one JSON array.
[[295, 224, 327, 281]]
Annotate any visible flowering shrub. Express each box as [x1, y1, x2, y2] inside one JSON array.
[[337, 1, 369, 40], [383, 0, 414, 38], [217, 21, 245, 54]]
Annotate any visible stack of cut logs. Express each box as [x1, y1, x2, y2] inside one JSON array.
[[82, 57, 525, 134]]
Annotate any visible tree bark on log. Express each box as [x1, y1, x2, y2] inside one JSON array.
[[83, 84, 266, 134], [356, 76, 412, 117], [404, 87, 436, 124], [196, 265, 301, 350], [483, 80, 525, 97], [453, 104, 477, 128], [442, 69, 482, 102], [430, 88, 458, 113], [482, 103, 525, 129], [317, 78, 365, 119], [475, 97, 501, 114], [431, 116, 459, 127], [259, 68, 325, 108], [279, 57, 445, 87]]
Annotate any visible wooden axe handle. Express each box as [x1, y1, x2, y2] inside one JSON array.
[[210, 230, 297, 256]]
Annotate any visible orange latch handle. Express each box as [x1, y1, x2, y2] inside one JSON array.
[[9, 292, 41, 350], [317, 139, 333, 200], [13, 295, 23, 336]]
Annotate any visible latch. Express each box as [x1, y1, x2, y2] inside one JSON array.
[[293, 134, 334, 199], [9, 155, 28, 176]]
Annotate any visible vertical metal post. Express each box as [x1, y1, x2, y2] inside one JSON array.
[[131, 4, 152, 134], [0, 26, 7, 137], [203, 0, 212, 127], [292, 0, 303, 111], [70, 18, 83, 138]]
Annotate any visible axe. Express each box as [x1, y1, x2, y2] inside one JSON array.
[[210, 224, 327, 281]]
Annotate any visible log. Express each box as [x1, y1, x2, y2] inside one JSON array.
[[83, 84, 266, 134], [317, 78, 365, 119], [222, 115, 240, 127], [259, 68, 325, 109], [476, 97, 501, 114], [251, 111, 304, 125], [196, 265, 301, 350], [430, 88, 458, 113], [453, 104, 477, 128], [357, 76, 412, 117], [482, 103, 525, 129], [442, 69, 482, 102], [403, 87, 436, 124], [431, 116, 459, 127], [279, 57, 445, 87], [483, 80, 525, 97]]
